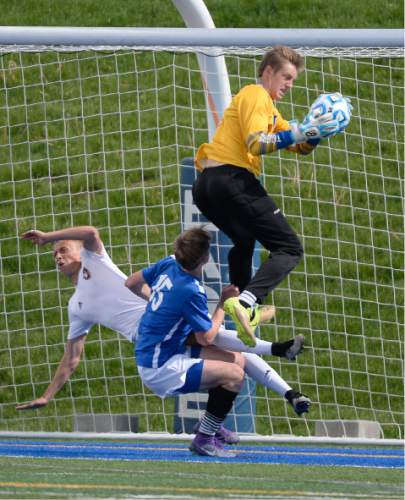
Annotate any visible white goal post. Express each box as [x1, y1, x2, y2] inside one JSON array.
[[0, 27, 403, 443]]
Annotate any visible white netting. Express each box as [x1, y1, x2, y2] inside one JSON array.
[[0, 45, 403, 439], [0, 45, 404, 58]]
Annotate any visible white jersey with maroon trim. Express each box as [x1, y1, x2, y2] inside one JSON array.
[[67, 246, 146, 342]]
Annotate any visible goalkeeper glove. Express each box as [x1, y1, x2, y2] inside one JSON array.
[[289, 114, 340, 144], [306, 92, 353, 133]]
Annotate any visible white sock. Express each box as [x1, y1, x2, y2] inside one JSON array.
[[214, 326, 272, 355], [243, 352, 291, 397], [239, 290, 257, 307]]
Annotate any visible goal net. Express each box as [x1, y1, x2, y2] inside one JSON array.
[[0, 42, 403, 440]]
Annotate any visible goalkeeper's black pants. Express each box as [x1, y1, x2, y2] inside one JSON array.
[[192, 164, 303, 303]]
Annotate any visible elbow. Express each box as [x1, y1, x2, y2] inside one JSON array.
[[87, 226, 100, 240], [197, 337, 210, 347], [194, 333, 212, 346], [247, 144, 261, 156], [245, 132, 262, 156], [81, 225, 100, 245], [125, 277, 136, 291], [125, 279, 141, 297], [203, 331, 217, 346], [246, 137, 265, 156]]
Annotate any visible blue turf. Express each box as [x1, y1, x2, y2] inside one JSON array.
[[0, 440, 403, 468]]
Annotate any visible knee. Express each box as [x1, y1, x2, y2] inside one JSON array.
[[233, 352, 245, 371], [279, 249, 303, 270], [287, 233, 304, 258], [291, 243, 304, 262], [275, 239, 304, 261], [231, 364, 245, 390], [221, 362, 245, 393]]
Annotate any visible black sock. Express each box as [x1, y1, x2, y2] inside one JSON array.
[[285, 389, 299, 402], [206, 386, 238, 420], [271, 339, 294, 357]]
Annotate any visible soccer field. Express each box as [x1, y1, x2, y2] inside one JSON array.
[[0, 438, 403, 499], [0, 1, 404, 497]]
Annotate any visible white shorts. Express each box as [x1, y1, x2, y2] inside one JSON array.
[[138, 348, 203, 398]]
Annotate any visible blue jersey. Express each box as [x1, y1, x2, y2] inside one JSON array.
[[136, 256, 212, 368]]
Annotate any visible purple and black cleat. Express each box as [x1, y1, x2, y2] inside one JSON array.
[[189, 432, 236, 458], [193, 422, 240, 445]]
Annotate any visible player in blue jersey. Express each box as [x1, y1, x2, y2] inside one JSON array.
[[17, 226, 309, 449], [126, 227, 251, 457]]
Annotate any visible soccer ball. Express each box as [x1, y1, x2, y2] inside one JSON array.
[[306, 92, 353, 133]]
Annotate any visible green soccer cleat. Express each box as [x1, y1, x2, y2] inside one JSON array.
[[224, 297, 260, 347]]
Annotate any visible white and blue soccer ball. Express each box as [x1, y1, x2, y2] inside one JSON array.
[[306, 92, 353, 132]]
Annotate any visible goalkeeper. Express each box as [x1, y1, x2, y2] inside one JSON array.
[[193, 45, 350, 345], [16, 225, 310, 433]]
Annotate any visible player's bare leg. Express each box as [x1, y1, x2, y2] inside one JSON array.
[[190, 349, 243, 458]]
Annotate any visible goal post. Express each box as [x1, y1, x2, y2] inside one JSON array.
[[0, 27, 403, 442]]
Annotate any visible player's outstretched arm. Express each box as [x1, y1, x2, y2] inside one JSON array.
[[21, 226, 103, 254], [16, 336, 86, 411], [125, 271, 151, 301], [195, 284, 239, 346]]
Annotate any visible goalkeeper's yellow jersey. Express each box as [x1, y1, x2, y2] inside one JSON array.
[[195, 84, 294, 177]]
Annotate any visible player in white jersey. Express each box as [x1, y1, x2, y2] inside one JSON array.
[[16, 225, 310, 429], [15, 226, 146, 410], [67, 243, 146, 343]]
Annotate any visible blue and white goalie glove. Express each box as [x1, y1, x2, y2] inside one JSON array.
[[289, 114, 340, 144], [306, 92, 353, 133], [290, 92, 353, 144]]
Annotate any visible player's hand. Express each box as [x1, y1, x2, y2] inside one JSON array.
[[16, 397, 49, 410], [307, 92, 353, 133], [303, 112, 341, 138], [289, 117, 340, 144], [220, 284, 240, 303], [21, 230, 49, 246]]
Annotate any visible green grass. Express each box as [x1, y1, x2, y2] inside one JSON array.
[[0, 445, 403, 499], [0, 0, 402, 28], [0, 0, 404, 442]]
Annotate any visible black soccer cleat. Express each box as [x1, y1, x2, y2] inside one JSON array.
[[272, 334, 305, 361], [285, 390, 311, 416], [284, 334, 305, 361]]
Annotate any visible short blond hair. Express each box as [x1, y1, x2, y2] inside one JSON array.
[[258, 45, 304, 77]]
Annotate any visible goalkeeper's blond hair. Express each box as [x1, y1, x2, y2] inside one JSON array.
[[258, 45, 304, 76]]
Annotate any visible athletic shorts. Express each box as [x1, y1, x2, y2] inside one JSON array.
[[138, 347, 204, 398]]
